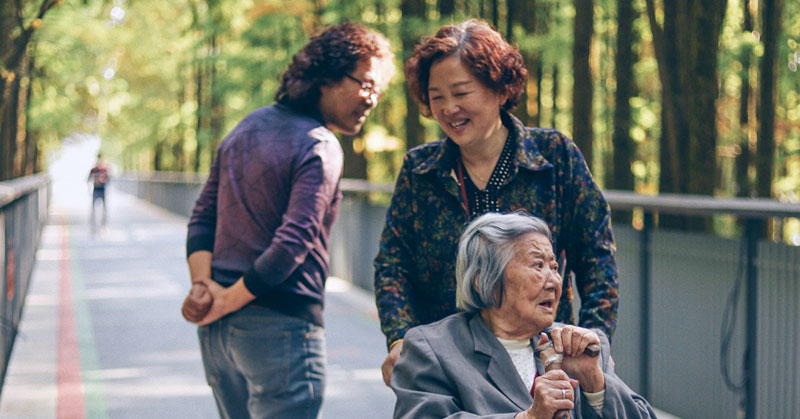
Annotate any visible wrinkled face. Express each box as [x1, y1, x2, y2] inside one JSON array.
[[492, 232, 562, 334], [319, 56, 385, 135], [427, 55, 506, 149]]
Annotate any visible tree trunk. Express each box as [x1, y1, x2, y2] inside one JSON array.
[[756, 0, 780, 200], [534, 64, 543, 127], [0, 4, 15, 180], [437, 0, 454, 17], [0, 76, 20, 181], [647, 0, 686, 197], [647, 0, 727, 231], [153, 141, 162, 171], [22, 53, 36, 176], [13, 53, 32, 177], [755, 0, 781, 237], [491, 0, 499, 28], [552, 65, 559, 129], [736, 0, 754, 198], [610, 0, 635, 196], [401, 0, 426, 150], [685, 2, 726, 197], [208, 35, 224, 169], [519, 0, 541, 127], [0, 0, 59, 180], [193, 58, 206, 172], [341, 134, 368, 179], [572, 0, 594, 170]]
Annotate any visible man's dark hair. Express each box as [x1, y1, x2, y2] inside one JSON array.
[[275, 22, 392, 112]]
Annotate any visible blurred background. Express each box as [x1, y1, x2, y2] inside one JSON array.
[[2, 0, 799, 239], [1, 1, 800, 418]]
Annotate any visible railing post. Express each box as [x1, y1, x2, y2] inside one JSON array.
[[744, 218, 759, 419], [640, 211, 652, 398]]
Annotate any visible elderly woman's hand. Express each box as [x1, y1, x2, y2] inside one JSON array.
[[515, 369, 578, 419], [551, 326, 605, 393]]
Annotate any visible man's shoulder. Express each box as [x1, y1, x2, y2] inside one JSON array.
[[232, 104, 333, 145]]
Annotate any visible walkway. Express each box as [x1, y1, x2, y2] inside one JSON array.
[[0, 185, 394, 418], [0, 169, 679, 418]]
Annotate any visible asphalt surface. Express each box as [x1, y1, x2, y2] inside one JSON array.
[[0, 162, 677, 418], [0, 184, 395, 418]]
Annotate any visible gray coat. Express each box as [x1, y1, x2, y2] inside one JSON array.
[[391, 312, 656, 418]]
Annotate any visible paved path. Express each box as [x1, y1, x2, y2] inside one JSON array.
[[0, 168, 679, 418], [0, 185, 394, 418]]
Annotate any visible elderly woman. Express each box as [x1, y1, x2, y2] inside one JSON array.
[[391, 213, 654, 419], [375, 19, 618, 385]]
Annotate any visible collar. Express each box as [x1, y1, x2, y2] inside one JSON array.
[[275, 102, 326, 126], [411, 110, 552, 178], [468, 313, 535, 410]]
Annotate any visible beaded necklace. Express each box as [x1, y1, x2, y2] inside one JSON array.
[[456, 132, 515, 219]]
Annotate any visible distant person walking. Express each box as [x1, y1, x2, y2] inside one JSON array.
[[182, 22, 395, 419], [87, 153, 109, 235]]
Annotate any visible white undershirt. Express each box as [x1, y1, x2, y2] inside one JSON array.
[[497, 337, 605, 414], [497, 337, 536, 391]]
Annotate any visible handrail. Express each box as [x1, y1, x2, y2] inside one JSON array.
[[0, 173, 50, 208], [339, 181, 800, 219], [120, 172, 800, 219], [603, 190, 800, 219]]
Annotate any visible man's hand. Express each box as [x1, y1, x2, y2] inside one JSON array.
[[181, 282, 213, 322], [196, 278, 256, 326]]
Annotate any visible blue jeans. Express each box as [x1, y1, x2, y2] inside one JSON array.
[[198, 306, 326, 419]]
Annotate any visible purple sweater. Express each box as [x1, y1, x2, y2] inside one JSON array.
[[187, 104, 343, 326]]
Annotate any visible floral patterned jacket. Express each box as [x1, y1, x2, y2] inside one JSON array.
[[374, 112, 618, 349]]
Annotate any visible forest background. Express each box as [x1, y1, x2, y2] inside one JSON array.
[[1, 0, 799, 240]]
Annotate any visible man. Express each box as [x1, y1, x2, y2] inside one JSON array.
[[87, 153, 109, 234], [182, 22, 394, 418]]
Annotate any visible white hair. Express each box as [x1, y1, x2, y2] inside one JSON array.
[[455, 212, 552, 312]]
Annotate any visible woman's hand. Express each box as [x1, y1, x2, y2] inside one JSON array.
[[516, 369, 578, 419], [381, 340, 403, 386], [550, 326, 605, 392]]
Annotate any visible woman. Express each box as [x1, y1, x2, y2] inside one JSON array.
[[391, 213, 654, 418], [375, 19, 618, 385]]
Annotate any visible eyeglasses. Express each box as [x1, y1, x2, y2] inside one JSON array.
[[344, 73, 382, 99]]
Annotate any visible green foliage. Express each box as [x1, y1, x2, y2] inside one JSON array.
[[21, 0, 800, 235]]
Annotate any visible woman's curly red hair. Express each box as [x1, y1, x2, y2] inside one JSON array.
[[405, 20, 527, 118]]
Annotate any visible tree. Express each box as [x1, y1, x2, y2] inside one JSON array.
[[754, 0, 782, 237], [735, 0, 755, 198], [0, 0, 61, 181], [756, 0, 781, 201], [610, 0, 636, 194], [401, 0, 426, 150], [646, 0, 728, 230], [573, 0, 594, 170]]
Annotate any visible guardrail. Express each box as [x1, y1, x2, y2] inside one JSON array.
[[0, 173, 50, 395], [115, 172, 800, 419]]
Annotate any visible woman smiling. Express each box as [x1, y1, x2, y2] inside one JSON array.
[[375, 19, 619, 386]]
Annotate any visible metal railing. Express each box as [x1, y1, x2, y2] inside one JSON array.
[[116, 172, 800, 419], [0, 173, 50, 395]]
